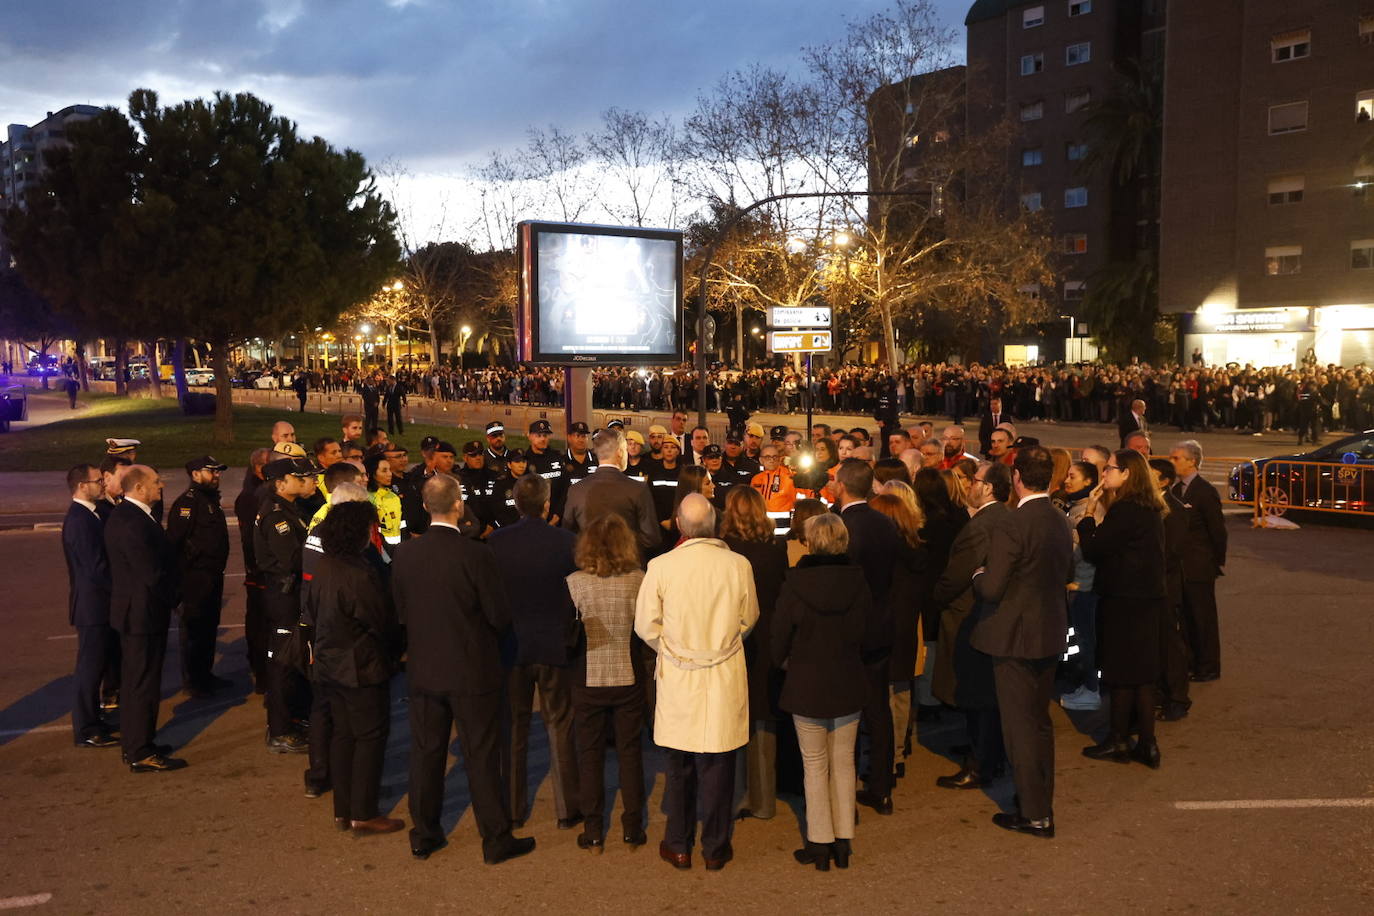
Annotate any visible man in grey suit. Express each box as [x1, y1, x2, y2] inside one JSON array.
[[972, 446, 1071, 838], [561, 428, 659, 558]]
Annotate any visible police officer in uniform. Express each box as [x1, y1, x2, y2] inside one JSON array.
[[357, 374, 382, 433], [558, 422, 597, 519], [458, 440, 499, 532], [525, 420, 565, 520], [490, 449, 530, 529], [254, 457, 317, 754], [717, 433, 757, 501], [700, 444, 731, 510], [484, 420, 509, 474], [166, 456, 232, 697]]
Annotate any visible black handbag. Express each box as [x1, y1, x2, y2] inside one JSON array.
[[564, 608, 586, 654]]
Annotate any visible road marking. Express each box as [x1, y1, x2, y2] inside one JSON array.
[[0, 894, 53, 910], [46, 623, 246, 641], [1, 695, 247, 739], [1175, 798, 1374, 810]]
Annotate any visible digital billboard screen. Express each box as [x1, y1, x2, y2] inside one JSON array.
[[517, 221, 683, 365]]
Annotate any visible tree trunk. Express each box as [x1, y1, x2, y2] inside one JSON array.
[[876, 260, 900, 373], [171, 337, 191, 412], [428, 325, 439, 367], [114, 339, 128, 397], [212, 340, 234, 446], [38, 341, 51, 389], [75, 342, 89, 391], [273, 339, 282, 370], [145, 340, 164, 399]]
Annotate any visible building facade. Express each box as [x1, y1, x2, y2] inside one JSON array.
[[0, 104, 102, 267], [1161, 1, 1374, 368]]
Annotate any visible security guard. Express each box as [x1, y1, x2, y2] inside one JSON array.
[[458, 440, 498, 531], [490, 448, 530, 528], [717, 434, 757, 503], [484, 420, 509, 474], [555, 421, 596, 520], [166, 455, 231, 697], [525, 419, 564, 517], [254, 457, 316, 755]]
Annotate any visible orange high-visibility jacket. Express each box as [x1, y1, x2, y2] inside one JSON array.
[[751, 466, 798, 512]]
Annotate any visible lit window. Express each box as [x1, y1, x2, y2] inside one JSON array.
[[1021, 191, 1043, 211], [1018, 283, 1042, 300], [1068, 0, 1091, 15], [1264, 245, 1302, 276], [1271, 29, 1311, 63], [1021, 101, 1044, 121], [1356, 164, 1374, 196], [1361, 16, 1374, 44], [1023, 6, 1045, 28], [1358, 90, 1374, 122], [1062, 233, 1088, 254], [1352, 240, 1374, 270], [1066, 141, 1088, 161], [932, 130, 950, 143], [1065, 89, 1091, 113], [1268, 101, 1308, 134], [1022, 148, 1044, 166], [1064, 280, 1086, 300], [1021, 53, 1045, 75], [1066, 42, 1091, 66], [1064, 186, 1088, 208], [1267, 176, 1304, 205]]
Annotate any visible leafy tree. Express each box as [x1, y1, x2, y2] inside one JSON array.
[[0, 271, 75, 388]]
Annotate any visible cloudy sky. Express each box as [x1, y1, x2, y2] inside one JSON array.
[[2, 0, 972, 240]]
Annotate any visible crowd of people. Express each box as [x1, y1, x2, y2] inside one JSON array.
[[60, 404, 1230, 868]]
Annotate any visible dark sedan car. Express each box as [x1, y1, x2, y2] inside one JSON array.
[[1230, 430, 1374, 517]]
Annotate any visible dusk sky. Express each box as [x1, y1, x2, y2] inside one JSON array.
[[2, 0, 973, 240]]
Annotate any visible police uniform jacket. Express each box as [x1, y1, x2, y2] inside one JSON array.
[[457, 465, 498, 528], [166, 485, 230, 573], [233, 477, 264, 577], [254, 492, 308, 598], [646, 460, 682, 523]]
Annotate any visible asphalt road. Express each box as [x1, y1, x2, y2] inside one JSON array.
[[1, 514, 1371, 914]]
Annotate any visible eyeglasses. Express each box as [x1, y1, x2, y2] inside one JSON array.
[[1104, 465, 1122, 472]]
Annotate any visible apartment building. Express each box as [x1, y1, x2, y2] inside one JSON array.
[[0, 104, 102, 266]]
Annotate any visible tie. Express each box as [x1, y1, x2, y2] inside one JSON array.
[[1172, 481, 1185, 501]]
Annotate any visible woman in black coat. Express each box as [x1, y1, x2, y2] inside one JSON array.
[[772, 513, 876, 872], [1076, 449, 1168, 768], [720, 487, 789, 821], [303, 501, 402, 834]]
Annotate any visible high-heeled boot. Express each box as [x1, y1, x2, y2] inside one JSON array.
[[1082, 736, 1132, 763], [793, 840, 831, 871], [831, 838, 852, 869], [1131, 737, 1161, 769]]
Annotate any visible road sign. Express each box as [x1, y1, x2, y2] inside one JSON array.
[[768, 330, 832, 353], [769, 306, 831, 328]]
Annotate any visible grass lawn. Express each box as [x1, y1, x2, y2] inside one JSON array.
[[0, 389, 534, 471]]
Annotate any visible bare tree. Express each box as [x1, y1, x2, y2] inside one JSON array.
[[523, 125, 600, 223], [586, 107, 682, 227]]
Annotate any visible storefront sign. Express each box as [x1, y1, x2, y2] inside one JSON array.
[[1193, 308, 1311, 334]]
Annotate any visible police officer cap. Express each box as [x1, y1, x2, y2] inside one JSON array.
[[506, 448, 527, 461], [273, 442, 308, 459], [725, 431, 742, 445], [529, 419, 553, 435], [461, 440, 483, 456], [420, 436, 440, 452], [769, 425, 788, 440], [1011, 436, 1040, 449], [264, 457, 316, 480], [606, 418, 624, 429], [433, 440, 457, 455], [569, 422, 590, 435], [106, 437, 141, 455], [185, 455, 228, 474], [701, 444, 723, 460], [485, 421, 505, 435]]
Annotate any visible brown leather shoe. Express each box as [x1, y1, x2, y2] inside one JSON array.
[[658, 841, 691, 870], [350, 816, 404, 836]]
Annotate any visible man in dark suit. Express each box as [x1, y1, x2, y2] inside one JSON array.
[[1167, 440, 1227, 681], [832, 458, 901, 816], [1118, 398, 1148, 449], [62, 464, 119, 748], [1149, 458, 1193, 721], [972, 446, 1072, 838], [487, 475, 581, 830], [391, 473, 535, 865], [977, 396, 1014, 456], [104, 465, 186, 772], [561, 428, 659, 558]]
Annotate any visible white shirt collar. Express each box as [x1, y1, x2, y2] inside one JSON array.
[[428, 520, 460, 532], [1017, 492, 1050, 508], [840, 499, 866, 512], [73, 497, 98, 514], [124, 496, 155, 519], [970, 499, 996, 517]]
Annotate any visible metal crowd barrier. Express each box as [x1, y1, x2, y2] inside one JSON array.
[[1230, 458, 1373, 521]]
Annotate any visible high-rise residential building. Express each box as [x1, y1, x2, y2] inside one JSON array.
[[0, 104, 101, 266], [964, 0, 1165, 356], [1161, 1, 1374, 367]]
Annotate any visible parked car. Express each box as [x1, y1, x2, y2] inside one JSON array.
[[253, 372, 292, 389], [185, 368, 215, 386], [1230, 430, 1374, 518], [0, 386, 27, 432]]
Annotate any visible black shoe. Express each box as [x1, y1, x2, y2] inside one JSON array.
[[576, 833, 604, 854], [120, 743, 173, 764], [1131, 738, 1162, 769], [304, 783, 330, 799], [76, 733, 120, 749], [894, 762, 905, 779], [556, 814, 584, 830], [793, 841, 831, 871], [412, 837, 448, 860], [915, 704, 943, 722], [992, 812, 1054, 839], [623, 829, 647, 848], [855, 790, 893, 815], [268, 733, 309, 754], [484, 835, 536, 865], [1190, 672, 1220, 683], [1082, 739, 1132, 763], [208, 675, 234, 690], [129, 753, 188, 773], [831, 838, 851, 869], [1156, 703, 1190, 722], [936, 767, 986, 790]]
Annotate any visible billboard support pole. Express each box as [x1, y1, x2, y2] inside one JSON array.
[[564, 367, 593, 436], [694, 189, 925, 430]]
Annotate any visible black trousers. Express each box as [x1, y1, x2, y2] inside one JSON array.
[[408, 688, 512, 854], [1159, 601, 1192, 709], [265, 590, 307, 736], [102, 633, 122, 701], [386, 404, 404, 434], [73, 625, 116, 741], [661, 748, 736, 860], [324, 682, 390, 822], [305, 684, 335, 791], [243, 579, 268, 687], [507, 663, 579, 822], [1180, 578, 1220, 678], [296, 393, 307, 412], [179, 570, 223, 689], [859, 656, 894, 796], [119, 627, 169, 761], [363, 406, 379, 432], [964, 705, 1006, 777], [992, 655, 1057, 822], [572, 681, 646, 836]]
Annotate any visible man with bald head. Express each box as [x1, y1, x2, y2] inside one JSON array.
[[271, 421, 296, 446], [1118, 399, 1148, 449], [939, 426, 978, 470]]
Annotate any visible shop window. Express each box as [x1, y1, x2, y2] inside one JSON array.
[[1064, 186, 1088, 208], [1021, 101, 1044, 121], [1265, 245, 1302, 275], [1353, 240, 1374, 270], [1022, 147, 1044, 166], [1021, 53, 1045, 75], [1271, 29, 1311, 63], [1066, 42, 1091, 66], [1268, 101, 1308, 134], [1068, 1, 1091, 16], [1023, 6, 1045, 28], [1267, 175, 1304, 205], [1061, 233, 1088, 254]]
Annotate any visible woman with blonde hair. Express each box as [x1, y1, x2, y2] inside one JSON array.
[[566, 514, 648, 851], [720, 486, 789, 821], [1076, 449, 1169, 769]]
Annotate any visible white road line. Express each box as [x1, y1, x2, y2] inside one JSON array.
[[0, 894, 53, 910], [1175, 798, 1374, 811], [1, 696, 246, 738], [46, 623, 246, 641]]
